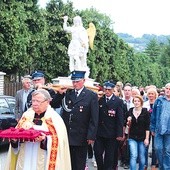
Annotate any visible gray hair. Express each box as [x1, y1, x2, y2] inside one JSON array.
[[132, 87, 140, 95], [21, 77, 31, 84], [165, 83, 170, 88], [32, 89, 52, 101], [146, 87, 158, 98]]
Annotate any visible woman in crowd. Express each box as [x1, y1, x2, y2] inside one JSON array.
[[113, 85, 124, 99], [126, 95, 150, 170], [143, 87, 158, 170]]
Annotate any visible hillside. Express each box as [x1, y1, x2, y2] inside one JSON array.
[[117, 33, 170, 52]]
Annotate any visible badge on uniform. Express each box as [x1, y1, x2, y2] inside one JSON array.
[[108, 109, 116, 117], [80, 106, 83, 112]]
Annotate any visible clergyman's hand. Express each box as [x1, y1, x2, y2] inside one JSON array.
[[35, 133, 46, 142]]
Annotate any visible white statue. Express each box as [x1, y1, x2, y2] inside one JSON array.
[[63, 16, 90, 77]]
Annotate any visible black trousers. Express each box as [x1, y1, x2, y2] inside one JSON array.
[[70, 145, 88, 170], [94, 136, 118, 170], [88, 144, 93, 158]]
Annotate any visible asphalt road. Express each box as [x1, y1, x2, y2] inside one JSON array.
[[86, 158, 126, 170], [0, 145, 152, 170]]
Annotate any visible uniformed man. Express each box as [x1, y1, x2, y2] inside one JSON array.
[[61, 70, 99, 170], [26, 70, 63, 111], [93, 80, 124, 170]]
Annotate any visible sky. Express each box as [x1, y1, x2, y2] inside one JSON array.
[[38, 0, 170, 37]]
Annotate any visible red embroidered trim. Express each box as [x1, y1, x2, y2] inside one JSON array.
[[16, 116, 58, 169], [45, 118, 58, 170], [17, 117, 27, 128]]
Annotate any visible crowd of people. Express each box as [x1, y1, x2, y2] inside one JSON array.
[[5, 70, 170, 170]]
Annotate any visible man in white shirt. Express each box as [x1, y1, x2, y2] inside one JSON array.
[[123, 83, 134, 111]]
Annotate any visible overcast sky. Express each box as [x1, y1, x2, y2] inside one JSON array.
[[38, 0, 170, 37]]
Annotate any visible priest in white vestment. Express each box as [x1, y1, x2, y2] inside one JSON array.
[[5, 89, 71, 170]]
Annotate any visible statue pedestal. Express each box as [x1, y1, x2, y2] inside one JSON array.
[[52, 76, 99, 92]]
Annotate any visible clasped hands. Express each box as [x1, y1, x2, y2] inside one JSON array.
[[35, 132, 46, 142], [11, 132, 46, 143]]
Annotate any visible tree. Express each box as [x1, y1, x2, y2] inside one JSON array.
[[0, 1, 29, 76], [159, 39, 170, 67], [1, 0, 170, 87], [113, 39, 132, 83], [144, 38, 161, 62], [23, 0, 48, 75], [43, 0, 76, 80], [79, 8, 132, 83], [0, 0, 47, 81]]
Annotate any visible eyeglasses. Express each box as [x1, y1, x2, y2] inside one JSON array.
[[31, 100, 47, 104], [104, 89, 112, 91]]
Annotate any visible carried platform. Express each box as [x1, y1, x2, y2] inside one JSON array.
[[51, 76, 99, 93]]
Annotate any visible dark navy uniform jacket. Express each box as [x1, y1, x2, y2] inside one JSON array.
[[97, 94, 124, 138], [62, 87, 99, 146]]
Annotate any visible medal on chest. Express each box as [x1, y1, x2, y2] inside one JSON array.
[[108, 109, 116, 117], [80, 106, 83, 112]]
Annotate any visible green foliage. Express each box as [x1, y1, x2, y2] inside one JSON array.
[[0, 0, 170, 87], [0, 0, 47, 78], [118, 33, 170, 52], [144, 38, 161, 61], [0, 1, 29, 74], [159, 39, 170, 67], [79, 9, 118, 83], [43, 0, 76, 80]]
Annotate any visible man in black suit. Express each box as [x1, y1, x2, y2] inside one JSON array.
[[61, 70, 99, 170], [94, 80, 124, 170]]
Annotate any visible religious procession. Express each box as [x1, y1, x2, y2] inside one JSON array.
[[0, 3, 170, 170]]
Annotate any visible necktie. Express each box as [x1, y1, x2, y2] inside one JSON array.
[[106, 97, 109, 103], [75, 90, 79, 98]]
